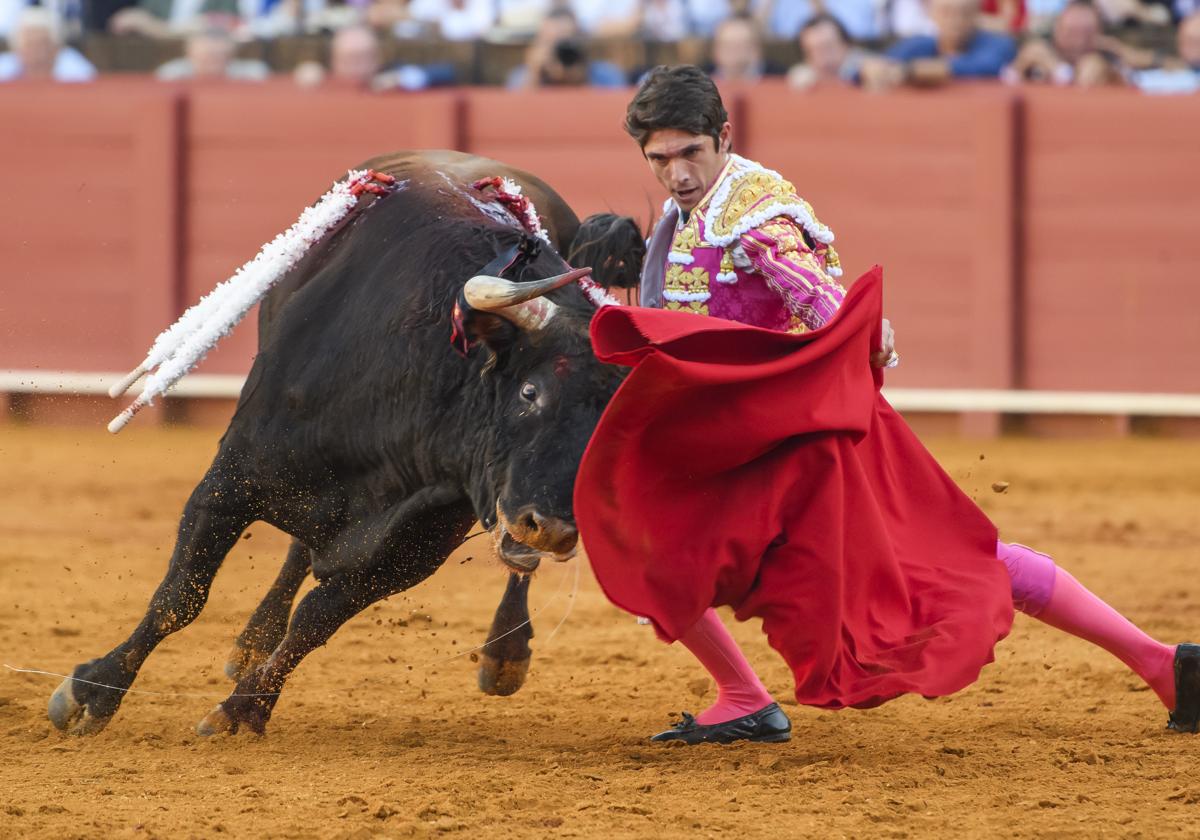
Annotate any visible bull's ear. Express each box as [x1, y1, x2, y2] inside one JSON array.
[[463, 309, 520, 356]]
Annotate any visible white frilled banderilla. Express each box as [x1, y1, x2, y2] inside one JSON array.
[[106, 169, 397, 433]]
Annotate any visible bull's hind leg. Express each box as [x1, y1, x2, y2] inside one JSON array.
[[197, 497, 474, 736], [225, 540, 312, 682], [48, 460, 256, 736]]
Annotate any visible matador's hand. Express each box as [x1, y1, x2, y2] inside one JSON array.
[[871, 318, 899, 368]]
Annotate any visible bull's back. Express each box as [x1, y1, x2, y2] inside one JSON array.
[[257, 150, 580, 347]]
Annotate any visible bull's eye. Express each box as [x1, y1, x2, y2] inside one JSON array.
[[520, 382, 538, 403]]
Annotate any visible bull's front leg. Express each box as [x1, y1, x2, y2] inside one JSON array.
[[196, 496, 474, 736], [48, 459, 256, 736], [478, 572, 533, 696]]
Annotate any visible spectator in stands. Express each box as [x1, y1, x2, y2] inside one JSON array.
[[0, 6, 95, 81], [295, 22, 379, 87], [1004, 0, 1103, 83], [788, 13, 864, 88], [707, 11, 786, 82], [108, 0, 242, 38], [294, 22, 458, 90], [155, 26, 269, 80], [860, 0, 1017, 88], [506, 7, 627, 88]]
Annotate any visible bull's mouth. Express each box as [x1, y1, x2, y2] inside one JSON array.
[[493, 525, 577, 575]]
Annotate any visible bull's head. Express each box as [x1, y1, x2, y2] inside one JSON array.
[[458, 266, 623, 574]]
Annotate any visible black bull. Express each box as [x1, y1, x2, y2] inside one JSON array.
[[48, 151, 628, 736]]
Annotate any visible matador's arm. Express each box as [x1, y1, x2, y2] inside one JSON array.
[[737, 217, 846, 333]]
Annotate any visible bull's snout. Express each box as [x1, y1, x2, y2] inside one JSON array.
[[508, 507, 578, 557]]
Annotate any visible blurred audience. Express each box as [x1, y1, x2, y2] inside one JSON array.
[[506, 7, 626, 87], [0, 6, 95, 81], [156, 26, 270, 79], [862, 0, 1017, 87], [788, 12, 865, 87], [706, 11, 785, 82]]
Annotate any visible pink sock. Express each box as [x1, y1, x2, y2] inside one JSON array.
[[677, 608, 774, 725], [1000, 542, 1177, 709]]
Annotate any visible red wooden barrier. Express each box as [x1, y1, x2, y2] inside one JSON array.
[[1020, 87, 1200, 394], [183, 83, 461, 374], [3, 82, 1200, 432], [461, 88, 665, 226], [741, 83, 1018, 395], [0, 82, 180, 375]]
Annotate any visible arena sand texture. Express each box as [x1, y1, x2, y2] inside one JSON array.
[[2, 425, 1200, 839]]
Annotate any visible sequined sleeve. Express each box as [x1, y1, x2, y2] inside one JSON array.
[[738, 218, 846, 333]]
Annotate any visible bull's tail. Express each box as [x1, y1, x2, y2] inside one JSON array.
[[107, 169, 397, 434]]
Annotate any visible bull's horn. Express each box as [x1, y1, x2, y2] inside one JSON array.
[[463, 267, 592, 310]]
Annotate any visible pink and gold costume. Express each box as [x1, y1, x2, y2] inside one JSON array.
[[641, 154, 846, 333]]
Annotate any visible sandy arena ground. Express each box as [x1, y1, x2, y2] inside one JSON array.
[[2, 424, 1200, 839]]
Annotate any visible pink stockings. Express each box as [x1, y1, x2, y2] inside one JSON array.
[[676, 541, 1178, 724], [998, 541, 1177, 710], [677, 608, 774, 725]]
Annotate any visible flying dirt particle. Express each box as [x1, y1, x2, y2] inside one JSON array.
[[50, 626, 81, 637], [979, 454, 985, 460], [469, 653, 479, 663], [991, 481, 1010, 494], [242, 533, 252, 540]]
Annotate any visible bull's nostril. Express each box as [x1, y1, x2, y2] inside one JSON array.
[[519, 513, 539, 534]]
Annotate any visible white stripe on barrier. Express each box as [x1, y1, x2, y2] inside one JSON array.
[[3, 371, 1200, 417]]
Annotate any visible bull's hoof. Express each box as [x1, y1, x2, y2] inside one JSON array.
[[196, 704, 236, 737], [223, 641, 268, 683], [478, 654, 530, 697], [48, 678, 113, 737]]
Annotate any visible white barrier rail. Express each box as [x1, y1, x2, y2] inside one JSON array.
[[3, 370, 1200, 417]]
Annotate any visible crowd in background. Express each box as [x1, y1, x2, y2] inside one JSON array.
[[0, 0, 1197, 92]]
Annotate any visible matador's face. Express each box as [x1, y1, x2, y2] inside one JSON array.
[[642, 125, 732, 213]]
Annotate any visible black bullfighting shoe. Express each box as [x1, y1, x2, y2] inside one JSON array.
[[1167, 643, 1200, 733], [650, 702, 792, 745]]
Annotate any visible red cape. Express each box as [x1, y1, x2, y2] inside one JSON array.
[[574, 267, 1013, 709]]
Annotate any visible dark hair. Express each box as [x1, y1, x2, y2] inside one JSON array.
[[623, 65, 729, 150], [800, 13, 850, 45], [567, 213, 646, 290]]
